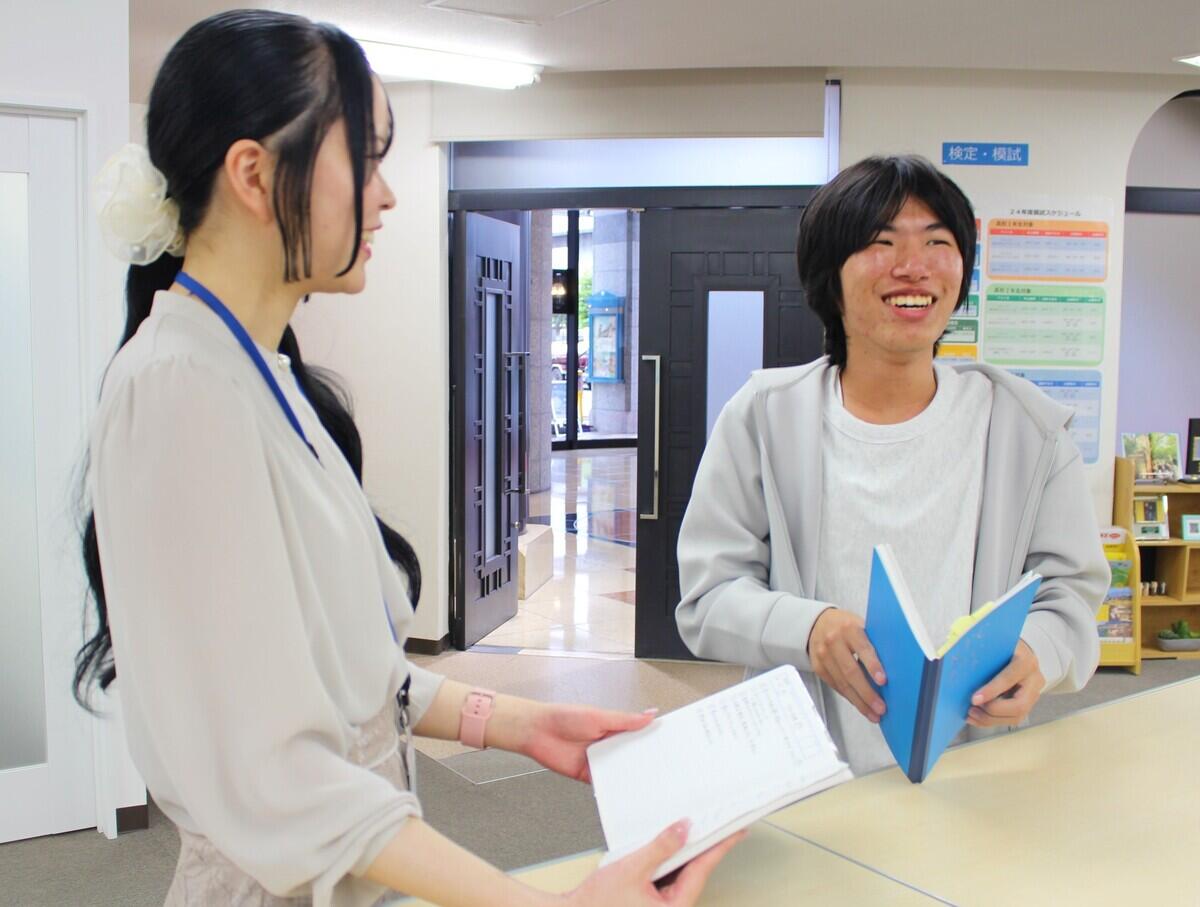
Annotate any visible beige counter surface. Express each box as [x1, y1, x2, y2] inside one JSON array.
[[768, 677, 1200, 906], [394, 821, 942, 905]]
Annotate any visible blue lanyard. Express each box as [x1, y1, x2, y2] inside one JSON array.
[[175, 271, 320, 462], [176, 271, 401, 645]]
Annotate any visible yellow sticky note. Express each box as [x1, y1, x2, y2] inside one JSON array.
[[937, 600, 1000, 657]]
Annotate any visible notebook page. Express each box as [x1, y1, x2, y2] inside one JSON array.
[[587, 666, 850, 876]]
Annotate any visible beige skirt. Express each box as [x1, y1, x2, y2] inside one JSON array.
[[163, 702, 412, 906]]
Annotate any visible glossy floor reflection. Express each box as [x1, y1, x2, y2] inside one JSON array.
[[477, 449, 637, 656]]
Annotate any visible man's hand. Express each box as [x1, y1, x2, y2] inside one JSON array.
[[968, 640, 1044, 728], [807, 608, 887, 722]]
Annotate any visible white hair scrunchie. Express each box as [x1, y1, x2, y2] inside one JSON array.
[[93, 143, 186, 265]]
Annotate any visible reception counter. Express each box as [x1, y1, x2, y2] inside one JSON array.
[[398, 677, 1200, 905]]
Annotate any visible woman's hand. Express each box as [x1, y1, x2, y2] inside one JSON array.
[[563, 821, 745, 907], [517, 702, 657, 783]]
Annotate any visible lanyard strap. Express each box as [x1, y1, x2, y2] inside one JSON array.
[[175, 271, 403, 647], [175, 271, 320, 462]]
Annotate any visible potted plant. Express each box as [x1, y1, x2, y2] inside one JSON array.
[[1156, 620, 1200, 652]]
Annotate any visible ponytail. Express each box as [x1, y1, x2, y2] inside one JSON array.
[[279, 325, 422, 605], [75, 257, 181, 706]]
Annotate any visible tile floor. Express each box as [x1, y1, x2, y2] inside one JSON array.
[[477, 449, 638, 656]]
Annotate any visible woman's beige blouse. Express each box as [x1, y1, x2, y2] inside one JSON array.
[[90, 290, 443, 905]]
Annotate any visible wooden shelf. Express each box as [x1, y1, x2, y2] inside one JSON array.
[[1142, 647, 1200, 661], [1143, 596, 1200, 607], [1111, 458, 1200, 674]]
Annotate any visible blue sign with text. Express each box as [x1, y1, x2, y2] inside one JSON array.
[[942, 143, 1029, 166]]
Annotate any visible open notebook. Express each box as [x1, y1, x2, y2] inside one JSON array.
[[586, 666, 852, 880], [865, 544, 1042, 783]]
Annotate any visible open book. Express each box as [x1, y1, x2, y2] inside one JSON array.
[[586, 666, 852, 880], [865, 544, 1042, 784]]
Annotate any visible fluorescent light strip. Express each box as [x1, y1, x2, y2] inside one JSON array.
[[1175, 54, 1200, 68], [357, 39, 541, 89]]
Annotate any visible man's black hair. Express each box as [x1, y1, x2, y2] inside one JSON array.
[[796, 154, 976, 367]]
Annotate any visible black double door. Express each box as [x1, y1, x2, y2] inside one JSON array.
[[450, 212, 525, 648], [634, 206, 824, 659]]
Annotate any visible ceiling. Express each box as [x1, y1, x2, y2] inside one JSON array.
[[131, 0, 1200, 101]]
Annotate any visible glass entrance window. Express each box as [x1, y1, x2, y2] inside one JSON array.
[[548, 209, 638, 447], [706, 290, 765, 440], [575, 211, 593, 438], [550, 312, 568, 438]]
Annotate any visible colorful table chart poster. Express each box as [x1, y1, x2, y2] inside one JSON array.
[[984, 214, 1104, 279], [943, 317, 979, 345], [1007, 368, 1102, 464], [987, 217, 1108, 282], [981, 284, 1105, 366], [971, 219, 982, 295], [936, 317, 979, 363], [938, 219, 983, 364]]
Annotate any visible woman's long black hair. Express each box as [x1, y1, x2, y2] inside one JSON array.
[[74, 10, 420, 708]]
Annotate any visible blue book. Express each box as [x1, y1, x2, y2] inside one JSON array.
[[864, 545, 1042, 784]]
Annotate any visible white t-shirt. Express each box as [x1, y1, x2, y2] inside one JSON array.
[[814, 361, 993, 775]]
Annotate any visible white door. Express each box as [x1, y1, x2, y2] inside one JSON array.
[[0, 109, 98, 842]]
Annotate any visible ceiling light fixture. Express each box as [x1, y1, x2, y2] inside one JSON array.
[[357, 39, 542, 89], [1174, 54, 1200, 68]]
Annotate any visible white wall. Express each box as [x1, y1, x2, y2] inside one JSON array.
[[1126, 94, 1200, 187], [293, 82, 450, 643], [2, 0, 142, 834], [834, 67, 1200, 522], [449, 137, 831, 189], [1117, 95, 1200, 444], [1116, 213, 1200, 441], [130, 102, 147, 142], [3, 1, 130, 364]]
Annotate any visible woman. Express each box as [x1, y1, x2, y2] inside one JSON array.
[[76, 10, 739, 906]]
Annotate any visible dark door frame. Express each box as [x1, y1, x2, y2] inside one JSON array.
[[448, 186, 818, 213]]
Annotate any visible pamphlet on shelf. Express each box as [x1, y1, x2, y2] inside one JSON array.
[[586, 666, 852, 880], [1122, 432, 1182, 482]]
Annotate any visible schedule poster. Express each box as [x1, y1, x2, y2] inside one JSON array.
[[984, 214, 1104, 281], [1007, 368, 1102, 465], [936, 218, 982, 364], [981, 284, 1105, 366], [976, 199, 1112, 369], [963, 199, 1113, 466]]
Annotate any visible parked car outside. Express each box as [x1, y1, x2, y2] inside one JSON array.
[[550, 340, 588, 381]]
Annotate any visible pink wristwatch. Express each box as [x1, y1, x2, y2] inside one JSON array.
[[458, 688, 495, 749]]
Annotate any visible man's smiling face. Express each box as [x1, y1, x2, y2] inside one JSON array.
[[837, 195, 964, 366]]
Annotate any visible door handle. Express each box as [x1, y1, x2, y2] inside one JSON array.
[[506, 352, 529, 495], [515, 351, 529, 495], [640, 354, 661, 521]]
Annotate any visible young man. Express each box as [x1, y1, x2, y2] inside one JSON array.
[[675, 155, 1108, 775]]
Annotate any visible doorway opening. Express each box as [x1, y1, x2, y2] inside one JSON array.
[[471, 207, 641, 656], [449, 187, 822, 661]]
